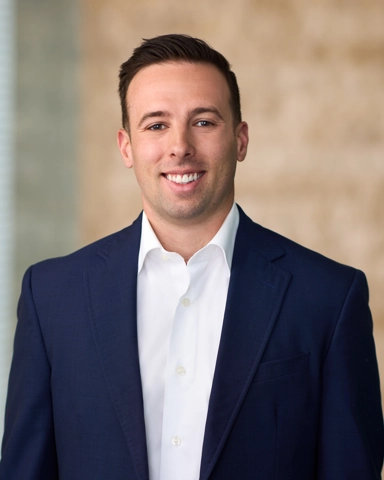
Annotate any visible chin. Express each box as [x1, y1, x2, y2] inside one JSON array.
[[161, 202, 210, 222]]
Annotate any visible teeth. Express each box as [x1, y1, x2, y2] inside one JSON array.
[[166, 173, 202, 184]]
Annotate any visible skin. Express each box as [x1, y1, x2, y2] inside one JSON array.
[[117, 61, 249, 261]]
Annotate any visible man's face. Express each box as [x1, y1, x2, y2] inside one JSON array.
[[117, 61, 248, 226]]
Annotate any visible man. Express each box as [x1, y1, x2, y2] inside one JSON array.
[[1, 34, 383, 479]]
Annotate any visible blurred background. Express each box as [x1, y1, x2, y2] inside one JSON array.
[[0, 0, 383, 441]]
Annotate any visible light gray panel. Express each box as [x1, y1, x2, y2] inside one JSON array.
[[15, 0, 79, 295], [0, 0, 14, 445], [0, 0, 80, 444]]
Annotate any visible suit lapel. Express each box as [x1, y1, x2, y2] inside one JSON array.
[[84, 215, 149, 480], [200, 211, 291, 480]]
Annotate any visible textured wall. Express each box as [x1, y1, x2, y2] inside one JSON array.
[[81, 0, 384, 387]]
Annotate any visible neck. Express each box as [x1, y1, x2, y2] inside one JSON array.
[[144, 204, 233, 262]]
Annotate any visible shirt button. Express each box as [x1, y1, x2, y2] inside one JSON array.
[[176, 366, 186, 376], [172, 436, 181, 446], [182, 298, 191, 307], [161, 253, 168, 261]]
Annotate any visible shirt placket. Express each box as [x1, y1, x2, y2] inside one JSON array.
[[159, 259, 202, 480]]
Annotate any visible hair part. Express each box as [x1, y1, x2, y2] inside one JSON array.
[[118, 34, 242, 133]]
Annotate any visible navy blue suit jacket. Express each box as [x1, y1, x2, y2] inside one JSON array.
[[1, 208, 383, 479]]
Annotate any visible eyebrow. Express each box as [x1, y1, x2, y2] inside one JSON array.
[[190, 107, 224, 121], [137, 106, 224, 128], [137, 111, 169, 128]]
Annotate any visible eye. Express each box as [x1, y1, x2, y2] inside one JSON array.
[[195, 120, 214, 127], [148, 123, 166, 131]]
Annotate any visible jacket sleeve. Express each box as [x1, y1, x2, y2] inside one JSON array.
[[317, 269, 384, 479], [0, 266, 58, 479]]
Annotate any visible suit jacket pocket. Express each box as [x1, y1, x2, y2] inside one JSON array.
[[252, 352, 309, 383]]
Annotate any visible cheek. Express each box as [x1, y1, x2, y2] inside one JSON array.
[[210, 143, 238, 172], [203, 131, 237, 157], [132, 141, 164, 168], [130, 145, 164, 188]]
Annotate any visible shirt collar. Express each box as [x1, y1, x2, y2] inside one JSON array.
[[205, 202, 239, 271], [138, 203, 239, 274], [138, 212, 164, 273]]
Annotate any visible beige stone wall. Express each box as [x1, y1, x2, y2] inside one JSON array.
[[81, 0, 384, 387]]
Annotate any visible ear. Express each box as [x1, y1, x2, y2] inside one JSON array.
[[235, 121, 249, 163], [117, 128, 133, 168]]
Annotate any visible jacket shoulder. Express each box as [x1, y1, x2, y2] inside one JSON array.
[[238, 207, 360, 284], [29, 213, 142, 280]]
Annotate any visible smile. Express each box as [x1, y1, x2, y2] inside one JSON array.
[[165, 172, 203, 184]]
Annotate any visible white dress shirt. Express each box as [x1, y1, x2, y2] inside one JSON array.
[[137, 204, 239, 480]]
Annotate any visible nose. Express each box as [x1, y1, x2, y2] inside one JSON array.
[[168, 125, 195, 160]]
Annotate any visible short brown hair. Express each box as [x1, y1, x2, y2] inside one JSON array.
[[118, 34, 242, 132]]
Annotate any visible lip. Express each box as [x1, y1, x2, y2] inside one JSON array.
[[162, 170, 205, 176]]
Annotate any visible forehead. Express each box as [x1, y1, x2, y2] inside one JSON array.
[[126, 62, 231, 115]]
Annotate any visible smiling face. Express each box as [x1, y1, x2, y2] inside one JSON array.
[[117, 61, 248, 227]]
